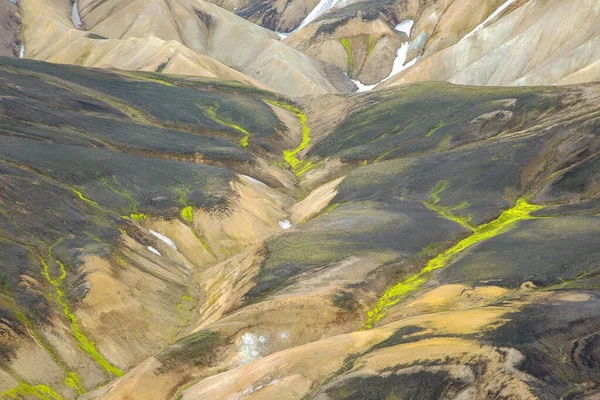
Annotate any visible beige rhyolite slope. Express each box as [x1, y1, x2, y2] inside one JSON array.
[[382, 0, 600, 87], [18, 0, 349, 96], [282, 0, 513, 86], [18, 0, 267, 87]]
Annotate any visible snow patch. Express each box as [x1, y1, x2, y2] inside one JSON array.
[[352, 41, 417, 92], [71, 0, 84, 29], [460, 0, 516, 42], [296, 0, 342, 31], [18, 44, 24, 59], [10, 0, 18, 4], [147, 246, 161, 256], [241, 174, 268, 187], [389, 42, 417, 78], [149, 230, 177, 249], [278, 220, 292, 230], [351, 79, 378, 93], [278, 0, 342, 37], [395, 20, 413, 37]]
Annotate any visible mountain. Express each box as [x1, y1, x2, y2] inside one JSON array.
[[17, 0, 352, 96], [382, 0, 600, 88], [0, 55, 598, 399], [1, 0, 600, 398]]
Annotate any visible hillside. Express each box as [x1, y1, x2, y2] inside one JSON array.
[[0, 56, 598, 399]]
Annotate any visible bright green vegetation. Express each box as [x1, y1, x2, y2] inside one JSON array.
[[71, 188, 99, 208], [265, 100, 313, 176], [0, 382, 65, 400], [203, 105, 251, 147], [367, 35, 380, 56], [129, 213, 147, 222], [424, 181, 473, 231], [40, 244, 123, 377], [363, 197, 544, 329], [180, 206, 215, 256], [181, 206, 194, 224], [340, 38, 354, 71]]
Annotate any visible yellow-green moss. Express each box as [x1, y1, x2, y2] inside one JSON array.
[[0, 295, 85, 397], [129, 213, 147, 222], [363, 197, 544, 329], [425, 181, 473, 231], [64, 372, 85, 396], [0, 382, 65, 400], [265, 100, 314, 176], [71, 188, 99, 208], [181, 206, 194, 224], [340, 38, 354, 71], [180, 206, 215, 257], [367, 35, 382, 56], [203, 106, 251, 147], [40, 250, 123, 377], [428, 181, 446, 204]]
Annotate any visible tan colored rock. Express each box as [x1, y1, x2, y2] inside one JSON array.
[[383, 0, 600, 88]]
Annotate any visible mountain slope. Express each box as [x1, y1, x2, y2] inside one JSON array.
[[382, 0, 600, 88], [0, 56, 598, 399], [18, 0, 352, 96]]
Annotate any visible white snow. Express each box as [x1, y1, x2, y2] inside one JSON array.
[[71, 0, 84, 29], [388, 42, 417, 78], [10, 0, 18, 4], [351, 21, 416, 92], [278, 220, 292, 229], [276, 0, 342, 38], [18, 44, 24, 59], [395, 20, 413, 37], [351, 79, 377, 92], [147, 246, 161, 256], [460, 0, 516, 42], [149, 230, 177, 249], [241, 174, 268, 187], [296, 0, 342, 31]]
